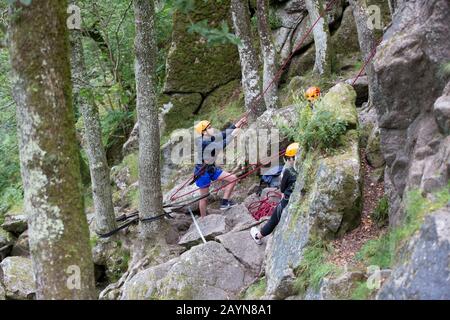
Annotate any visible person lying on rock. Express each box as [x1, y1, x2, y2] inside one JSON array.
[[194, 116, 248, 217], [250, 142, 299, 245]]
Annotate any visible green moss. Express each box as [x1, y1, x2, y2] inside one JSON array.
[[372, 196, 389, 228], [243, 277, 267, 300], [162, 93, 203, 135], [293, 241, 340, 295], [164, 0, 240, 94], [350, 281, 375, 300], [121, 153, 139, 183]]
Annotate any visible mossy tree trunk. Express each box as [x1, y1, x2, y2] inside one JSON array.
[[70, 0, 117, 236], [133, 0, 167, 241], [256, 0, 279, 109], [231, 0, 266, 119], [8, 0, 96, 299], [349, 0, 377, 107], [305, 0, 333, 76]]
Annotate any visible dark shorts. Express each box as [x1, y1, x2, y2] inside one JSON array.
[[194, 165, 223, 189]]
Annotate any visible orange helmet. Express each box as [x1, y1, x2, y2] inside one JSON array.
[[285, 142, 299, 157], [195, 120, 211, 134], [305, 86, 321, 102]]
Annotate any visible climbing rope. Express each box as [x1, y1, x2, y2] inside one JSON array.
[[248, 191, 282, 220]]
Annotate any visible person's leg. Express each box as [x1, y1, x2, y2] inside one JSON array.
[[198, 187, 209, 218], [195, 170, 212, 218], [259, 203, 283, 237], [216, 170, 237, 200]]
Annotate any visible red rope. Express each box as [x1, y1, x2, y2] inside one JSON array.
[[248, 191, 282, 220], [351, 38, 382, 86]]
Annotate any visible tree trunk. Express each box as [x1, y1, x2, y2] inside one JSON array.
[[70, 1, 117, 236], [133, 0, 166, 240], [256, 0, 279, 109], [349, 0, 377, 107], [305, 0, 333, 76], [8, 0, 96, 299], [230, 0, 266, 119]]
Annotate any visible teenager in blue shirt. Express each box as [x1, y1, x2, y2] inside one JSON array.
[[194, 116, 247, 217]]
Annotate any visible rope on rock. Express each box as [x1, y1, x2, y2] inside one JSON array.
[[248, 191, 282, 220]]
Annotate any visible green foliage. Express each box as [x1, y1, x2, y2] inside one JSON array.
[[268, 8, 282, 30], [280, 93, 349, 154], [100, 109, 135, 148], [293, 241, 340, 295], [438, 61, 450, 79], [243, 277, 267, 299], [356, 184, 450, 269], [188, 20, 241, 46], [350, 281, 375, 300], [371, 196, 389, 228]]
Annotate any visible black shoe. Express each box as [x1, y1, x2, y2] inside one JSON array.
[[220, 199, 238, 210]]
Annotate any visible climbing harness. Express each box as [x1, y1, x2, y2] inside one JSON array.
[[248, 191, 282, 221]]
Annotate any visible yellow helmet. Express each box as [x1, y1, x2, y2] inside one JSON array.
[[305, 86, 321, 102], [195, 120, 211, 134], [285, 142, 299, 157]]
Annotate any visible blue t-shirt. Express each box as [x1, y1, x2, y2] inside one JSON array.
[[195, 124, 236, 170]]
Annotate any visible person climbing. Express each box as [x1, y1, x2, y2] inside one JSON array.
[[194, 116, 248, 217], [305, 86, 321, 105], [250, 142, 299, 244]]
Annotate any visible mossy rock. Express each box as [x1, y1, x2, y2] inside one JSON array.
[[322, 82, 358, 126], [164, 0, 241, 94], [162, 93, 203, 134]]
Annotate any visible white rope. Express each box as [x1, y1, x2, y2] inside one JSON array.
[[188, 207, 207, 244]]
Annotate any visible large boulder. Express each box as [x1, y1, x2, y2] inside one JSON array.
[[377, 207, 450, 300], [433, 81, 450, 135], [1, 210, 27, 234], [121, 241, 253, 300], [216, 231, 266, 276], [0, 228, 15, 250], [372, 0, 450, 226], [0, 281, 5, 300], [164, 0, 240, 94], [178, 214, 230, 248], [11, 230, 29, 257], [0, 256, 35, 300], [264, 83, 362, 298]]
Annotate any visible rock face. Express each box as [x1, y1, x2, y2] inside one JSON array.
[[11, 230, 29, 257], [216, 231, 266, 276], [264, 83, 362, 298], [0, 256, 35, 300], [121, 241, 254, 300], [1, 210, 27, 234], [372, 0, 450, 226], [378, 207, 450, 300], [178, 214, 230, 248], [0, 282, 5, 300], [0, 228, 15, 250]]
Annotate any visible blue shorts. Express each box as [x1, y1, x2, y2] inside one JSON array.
[[194, 165, 223, 189]]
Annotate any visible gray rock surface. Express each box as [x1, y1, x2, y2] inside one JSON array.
[[372, 0, 450, 226], [378, 207, 450, 300], [216, 231, 266, 276], [178, 214, 230, 248], [0, 256, 35, 300], [121, 241, 253, 300], [1, 211, 27, 234]]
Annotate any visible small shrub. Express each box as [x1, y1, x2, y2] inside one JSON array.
[[350, 281, 374, 300], [371, 196, 389, 228], [293, 241, 339, 295], [279, 92, 348, 154]]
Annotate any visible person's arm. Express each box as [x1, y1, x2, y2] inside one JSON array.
[[279, 169, 291, 194]]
